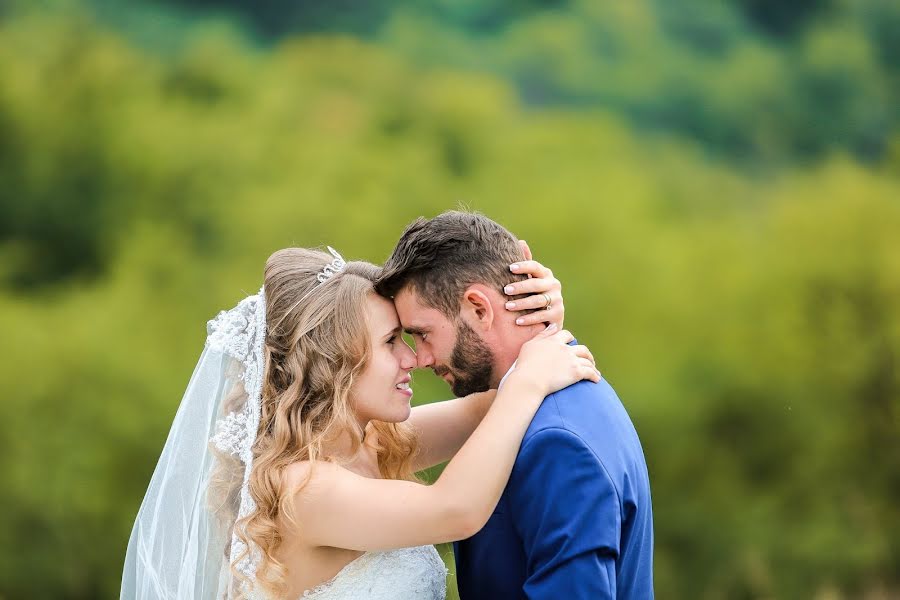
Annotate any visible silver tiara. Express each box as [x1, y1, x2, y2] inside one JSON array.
[[317, 246, 346, 283]]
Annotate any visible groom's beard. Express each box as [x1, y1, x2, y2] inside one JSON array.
[[444, 320, 495, 397]]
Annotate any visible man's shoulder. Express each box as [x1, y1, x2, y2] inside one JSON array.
[[525, 378, 626, 438], [519, 378, 647, 480]]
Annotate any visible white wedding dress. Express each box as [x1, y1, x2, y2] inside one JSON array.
[[249, 545, 447, 600]]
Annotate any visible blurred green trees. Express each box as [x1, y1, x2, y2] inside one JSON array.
[[0, 2, 897, 599], [89, 0, 900, 164]]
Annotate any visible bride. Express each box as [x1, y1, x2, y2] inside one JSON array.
[[121, 245, 599, 599]]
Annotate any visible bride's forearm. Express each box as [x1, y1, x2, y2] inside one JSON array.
[[409, 391, 495, 472], [430, 378, 544, 539]]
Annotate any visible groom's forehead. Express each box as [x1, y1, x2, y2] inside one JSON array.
[[393, 287, 453, 328]]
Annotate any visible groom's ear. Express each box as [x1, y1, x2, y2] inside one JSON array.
[[461, 286, 495, 329]]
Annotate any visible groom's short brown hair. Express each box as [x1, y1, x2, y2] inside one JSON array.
[[375, 211, 527, 318]]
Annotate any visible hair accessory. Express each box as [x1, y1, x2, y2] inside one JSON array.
[[317, 246, 346, 283]]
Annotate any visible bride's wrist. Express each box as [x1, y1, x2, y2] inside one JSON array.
[[503, 370, 548, 399]]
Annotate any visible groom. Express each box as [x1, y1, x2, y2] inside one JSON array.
[[375, 211, 654, 599]]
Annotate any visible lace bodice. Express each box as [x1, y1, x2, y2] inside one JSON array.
[[250, 545, 447, 600]]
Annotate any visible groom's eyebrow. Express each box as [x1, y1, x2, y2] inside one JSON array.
[[403, 326, 427, 336]]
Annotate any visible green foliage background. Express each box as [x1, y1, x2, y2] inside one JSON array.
[[0, 1, 897, 598]]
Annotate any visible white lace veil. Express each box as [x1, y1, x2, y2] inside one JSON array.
[[121, 287, 267, 600]]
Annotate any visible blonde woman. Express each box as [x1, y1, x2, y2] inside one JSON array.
[[121, 245, 598, 600]]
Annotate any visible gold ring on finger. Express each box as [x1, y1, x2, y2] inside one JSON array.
[[543, 293, 552, 310]]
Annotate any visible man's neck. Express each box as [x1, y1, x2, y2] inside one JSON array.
[[497, 359, 518, 390], [485, 316, 546, 389], [489, 331, 532, 388]]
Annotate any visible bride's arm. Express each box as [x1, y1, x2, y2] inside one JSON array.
[[289, 328, 600, 552], [407, 251, 566, 472], [407, 390, 495, 473]]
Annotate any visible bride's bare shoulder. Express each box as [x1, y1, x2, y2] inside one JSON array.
[[283, 459, 344, 495], [282, 428, 382, 498]]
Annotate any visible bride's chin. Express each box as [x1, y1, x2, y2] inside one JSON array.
[[390, 404, 413, 423], [370, 402, 412, 424]]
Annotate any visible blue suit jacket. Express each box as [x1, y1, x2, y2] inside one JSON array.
[[453, 376, 654, 599]]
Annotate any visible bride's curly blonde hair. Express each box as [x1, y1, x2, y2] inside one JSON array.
[[232, 247, 419, 598]]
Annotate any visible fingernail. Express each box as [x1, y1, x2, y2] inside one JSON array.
[[504, 285, 514, 294], [506, 301, 516, 309], [509, 263, 520, 272], [516, 318, 524, 325], [546, 323, 557, 330]]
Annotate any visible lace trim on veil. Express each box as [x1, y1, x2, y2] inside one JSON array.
[[207, 288, 267, 581]]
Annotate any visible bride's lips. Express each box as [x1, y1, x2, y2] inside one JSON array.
[[395, 375, 413, 398]]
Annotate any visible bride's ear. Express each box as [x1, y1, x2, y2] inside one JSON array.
[[461, 286, 495, 329]]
